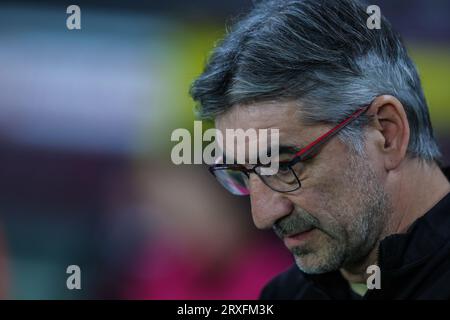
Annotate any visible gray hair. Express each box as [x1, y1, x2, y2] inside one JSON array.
[[190, 0, 441, 160]]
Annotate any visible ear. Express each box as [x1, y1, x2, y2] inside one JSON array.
[[368, 95, 410, 171]]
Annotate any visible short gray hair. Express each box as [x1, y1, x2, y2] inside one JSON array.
[[190, 0, 441, 161]]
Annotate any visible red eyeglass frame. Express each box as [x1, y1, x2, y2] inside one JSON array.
[[283, 105, 370, 166], [209, 105, 370, 193]]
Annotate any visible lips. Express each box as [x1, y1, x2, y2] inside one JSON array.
[[283, 226, 314, 238], [283, 227, 316, 248]]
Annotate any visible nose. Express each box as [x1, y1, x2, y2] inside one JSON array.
[[248, 174, 294, 229]]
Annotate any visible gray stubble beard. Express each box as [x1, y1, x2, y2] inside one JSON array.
[[292, 151, 390, 274]]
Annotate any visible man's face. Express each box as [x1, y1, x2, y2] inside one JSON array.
[[215, 100, 390, 274]]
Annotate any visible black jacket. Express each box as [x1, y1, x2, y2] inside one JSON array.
[[260, 168, 450, 300]]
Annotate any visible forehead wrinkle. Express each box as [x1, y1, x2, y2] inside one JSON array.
[[221, 101, 302, 129], [216, 101, 321, 150]]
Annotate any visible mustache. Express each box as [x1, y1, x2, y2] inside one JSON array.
[[273, 207, 320, 238]]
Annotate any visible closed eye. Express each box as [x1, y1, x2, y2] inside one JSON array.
[[278, 162, 291, 174]]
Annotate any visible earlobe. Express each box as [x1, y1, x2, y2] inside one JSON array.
[[368, 95, 410, 171]]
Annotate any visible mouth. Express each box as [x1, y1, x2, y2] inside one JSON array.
[[283, 227, 316, 249]]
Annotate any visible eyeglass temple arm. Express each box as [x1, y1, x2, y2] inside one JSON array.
[[291, 106, 369, 163]]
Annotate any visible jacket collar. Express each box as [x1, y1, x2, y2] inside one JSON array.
[[378, 186, 450, 272]]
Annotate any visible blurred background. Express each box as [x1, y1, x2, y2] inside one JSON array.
[[0, 0, 449, 299]]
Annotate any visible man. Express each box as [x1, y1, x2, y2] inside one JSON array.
[[190, 0, 450, 299]]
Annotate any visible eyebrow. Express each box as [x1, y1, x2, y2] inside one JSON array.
[[258, 144, 304, 163], [265, 144, 303, 157], [221, 144, 304, 164], [278, 144, 302, 155]]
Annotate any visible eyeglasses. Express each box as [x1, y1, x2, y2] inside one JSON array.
[[209, 106, 369, 196]]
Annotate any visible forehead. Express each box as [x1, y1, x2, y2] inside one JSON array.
[[214, 100, 322, 160], [216, 101, 299, 129], [216, 100, 302, 133]]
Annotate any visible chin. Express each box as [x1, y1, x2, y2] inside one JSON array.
[[293, 247, 345, 274]]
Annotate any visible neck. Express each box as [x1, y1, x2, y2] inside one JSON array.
[[341, 159, 450, 283]]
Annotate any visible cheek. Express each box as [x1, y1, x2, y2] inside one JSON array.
[[291, 148, 363, 222], [301, 156, 347, 197], [295, 172, 354, 229], [300, 165, 347, 208]]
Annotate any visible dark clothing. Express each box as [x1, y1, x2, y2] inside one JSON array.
[[260, 168, 450, 300]]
